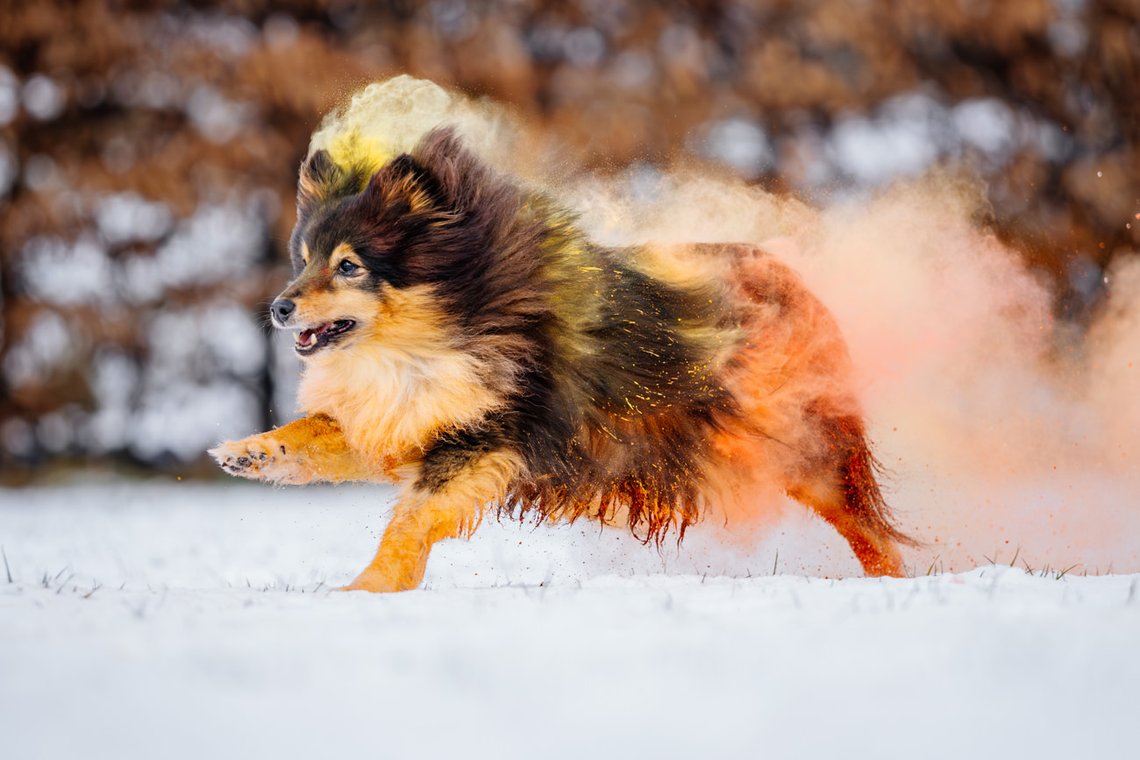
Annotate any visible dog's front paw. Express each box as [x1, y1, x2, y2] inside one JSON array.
[[208, 435, 312, 485], [208, 437, 276, 480]]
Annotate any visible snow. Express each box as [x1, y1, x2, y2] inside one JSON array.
[[1, 483, 1138, 759], [952, 98, 1016, 156], [1, 310, 76, 389], [698, 117, 774, 180], [828, 95, 947, 185], [22, 74, 65, 122], [95, 192, 173, 246], [186, 85, 253, 144], [19, 234, 115, 306]]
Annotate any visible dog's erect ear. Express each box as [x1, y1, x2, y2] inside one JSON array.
[[297, 150, 358, 215], [411, 126, 492, 210], [362, 153, 446, 214]]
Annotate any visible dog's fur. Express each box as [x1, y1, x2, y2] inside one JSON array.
[[210, 126, 913, 591]]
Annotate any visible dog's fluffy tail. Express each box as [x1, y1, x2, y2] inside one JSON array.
[[826, 412, 917, 547]]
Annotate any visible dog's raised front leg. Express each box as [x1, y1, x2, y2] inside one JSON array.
[[342, 450, 521, 592], [209, 414, 373, 485]]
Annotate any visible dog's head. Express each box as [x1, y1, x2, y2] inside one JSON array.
[[272, 128, 497, 357]]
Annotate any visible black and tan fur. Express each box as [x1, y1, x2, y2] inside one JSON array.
[[210, 126, 913, 591]]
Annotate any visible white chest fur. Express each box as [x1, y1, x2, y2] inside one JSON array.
[[296, 340, 505, 462]]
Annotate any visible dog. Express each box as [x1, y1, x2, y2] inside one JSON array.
[[210, 119, 913, 591]]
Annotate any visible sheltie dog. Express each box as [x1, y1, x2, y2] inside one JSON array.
[[210, 94, 912, 591]]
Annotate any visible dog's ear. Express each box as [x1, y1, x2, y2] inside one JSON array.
[[362, 153, 447, 215], [297, 149, 358, 216], [411, 126, 492, 210]]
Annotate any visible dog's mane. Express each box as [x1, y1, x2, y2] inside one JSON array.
[[298, 126, 742, 542]]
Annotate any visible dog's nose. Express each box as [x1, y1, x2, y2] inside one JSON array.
[[270, 298, 296, 324]]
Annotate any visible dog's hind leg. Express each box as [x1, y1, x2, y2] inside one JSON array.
[[786, 410, 911, 577], [342, 449, 522, 592]]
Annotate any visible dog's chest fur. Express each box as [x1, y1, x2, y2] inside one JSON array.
[[296, 340, 504, 475]]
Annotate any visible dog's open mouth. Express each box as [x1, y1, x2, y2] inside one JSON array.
[[294, 320, 356, 355]]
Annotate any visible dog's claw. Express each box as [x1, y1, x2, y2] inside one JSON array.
[[209, 443, 265, 478], [209, 436, 310, 485]]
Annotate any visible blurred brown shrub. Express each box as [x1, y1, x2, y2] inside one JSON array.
[[0, 0, 1137, 476]]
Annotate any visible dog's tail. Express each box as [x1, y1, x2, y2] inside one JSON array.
[[828, 412, 916, 548], [785, 405, 917, 576]]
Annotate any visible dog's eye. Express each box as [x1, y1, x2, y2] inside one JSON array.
[[337, 260, 360, 276]]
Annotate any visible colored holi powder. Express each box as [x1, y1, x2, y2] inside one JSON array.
[[570, 169, 1140, 574], [307, 75, 521, 178], [318, 76, 1140, 576]]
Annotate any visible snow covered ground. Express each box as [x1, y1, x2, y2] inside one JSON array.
[[2, 481, 1138, 759]]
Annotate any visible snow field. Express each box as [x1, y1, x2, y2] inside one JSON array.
[[1, 483, 1138, 759]]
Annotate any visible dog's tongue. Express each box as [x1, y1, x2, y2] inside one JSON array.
[[297, 329, 317, 349]]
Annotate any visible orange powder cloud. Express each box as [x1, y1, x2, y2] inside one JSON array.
[[566, 168, 1140, 575]]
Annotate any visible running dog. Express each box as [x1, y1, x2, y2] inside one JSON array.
[[210, 102, 912, 591]]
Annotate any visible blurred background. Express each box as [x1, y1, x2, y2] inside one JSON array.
[[0, 0, 1137, 483]]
